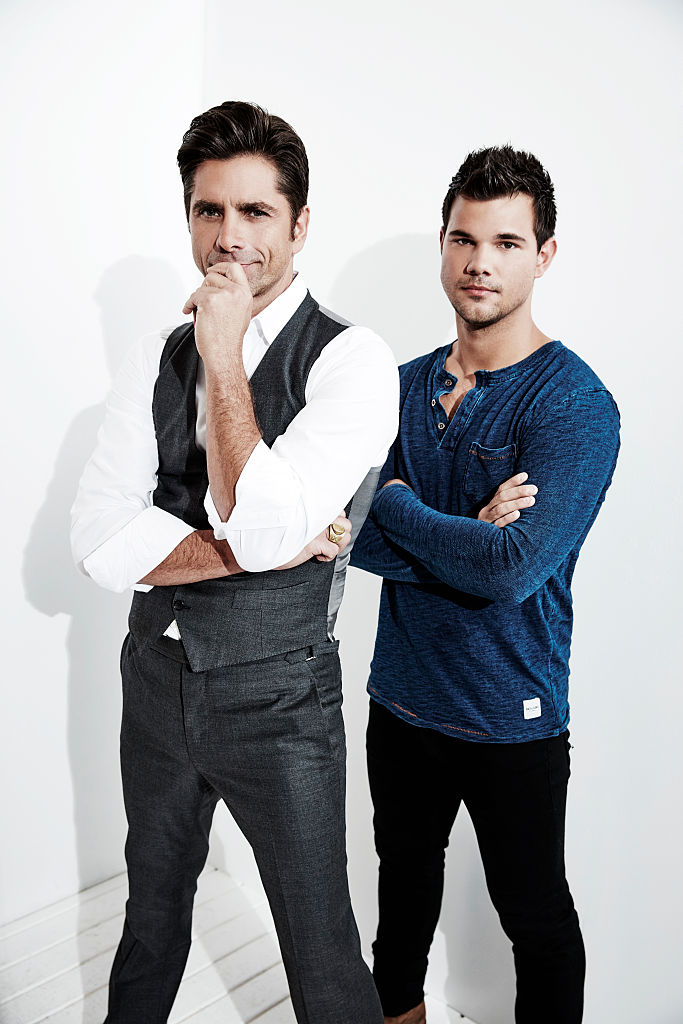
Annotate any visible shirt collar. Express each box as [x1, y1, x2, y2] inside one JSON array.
[[250, 272, 308, 347]]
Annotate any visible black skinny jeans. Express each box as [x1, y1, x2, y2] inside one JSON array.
[[367, 700, 586, 1023]]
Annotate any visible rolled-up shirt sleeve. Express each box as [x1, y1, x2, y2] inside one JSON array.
[[70, 331, 195, 593], [207, 325, 399, 571]]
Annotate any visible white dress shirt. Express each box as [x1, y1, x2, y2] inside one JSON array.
[[71, 273, 399, 598]]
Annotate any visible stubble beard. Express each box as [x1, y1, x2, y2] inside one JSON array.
[[249, 261, 296, 314], [451, 285, 532, 332], [455, 303, 506, 330], [450, 292, 509, 331]]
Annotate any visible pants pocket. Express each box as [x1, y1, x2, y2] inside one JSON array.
[[306, 645, 346, 762]]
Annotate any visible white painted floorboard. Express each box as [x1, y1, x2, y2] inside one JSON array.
[[0, 868, 476, 1024]]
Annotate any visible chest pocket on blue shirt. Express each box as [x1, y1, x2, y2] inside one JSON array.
[[463, 442, 517, 507]]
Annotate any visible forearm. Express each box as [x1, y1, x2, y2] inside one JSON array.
[[205, 359, 262, 522], [140, 529, 241, 586], [72, 330, 193, 594], [206, 325, 399, 572], [349, 439, 436, 585], [371, 389, 621, 603], [351, 508, 439, 584], [373, 485, 531, 600]]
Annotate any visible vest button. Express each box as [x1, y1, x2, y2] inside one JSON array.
[[438, 422, 446, 430], [445, 378, 453, 387], [173, 599, 185, 611]]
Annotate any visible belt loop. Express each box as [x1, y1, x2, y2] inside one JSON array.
[[305, 646, 316, 661]]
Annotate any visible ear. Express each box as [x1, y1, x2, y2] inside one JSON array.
[[535, 237, 557, 279], [439, 226, 445, 255], [292, 206, 310, 253]]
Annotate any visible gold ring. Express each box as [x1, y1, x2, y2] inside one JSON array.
[[328, 522, 345, 544]]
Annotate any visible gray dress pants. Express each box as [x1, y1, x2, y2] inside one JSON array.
[[105, 634, 382, 1024]]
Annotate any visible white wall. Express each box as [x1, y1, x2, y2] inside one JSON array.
[[3, 2, 681, 1023], [201, 3, 682, 1024], [1, 0, 204, 922]]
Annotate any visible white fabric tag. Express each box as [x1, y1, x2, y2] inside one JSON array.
[[523, 697, 542, 720]]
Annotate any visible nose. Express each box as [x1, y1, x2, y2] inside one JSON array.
[[465, 244, 491, 277], [215, 210, 244, 254]]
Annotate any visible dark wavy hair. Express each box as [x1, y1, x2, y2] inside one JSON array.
[[177, 101, 309, 232], [442, 145, 556, 249]]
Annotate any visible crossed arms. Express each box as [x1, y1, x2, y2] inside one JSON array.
[[71, 272, 399, 592], [136, 523, 354, 587], [352, 389, 621, 603]]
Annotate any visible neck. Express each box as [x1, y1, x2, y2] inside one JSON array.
[[452, 308, 550, 375]]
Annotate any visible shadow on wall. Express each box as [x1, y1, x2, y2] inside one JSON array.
[[21, 256, 186, 1003], [327, 233, 453, 366], [329, 235, 515, 1023]]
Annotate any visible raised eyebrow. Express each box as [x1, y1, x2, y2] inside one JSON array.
[[447, 229, 474, 239]]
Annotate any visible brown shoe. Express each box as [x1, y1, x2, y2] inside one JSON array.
[[384, 1001, 426, 1024]]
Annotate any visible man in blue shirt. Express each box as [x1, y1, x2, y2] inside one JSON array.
[[352, 146, 620, 1024]]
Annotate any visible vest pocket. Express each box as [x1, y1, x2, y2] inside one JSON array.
[[230, 580, 310, 610], [230, 580, 316, 660], [463, 441, 517, 507]]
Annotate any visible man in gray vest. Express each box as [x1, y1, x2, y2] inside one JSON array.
[[71, 101, 399, 1024]]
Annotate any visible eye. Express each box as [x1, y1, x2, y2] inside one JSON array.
[[245, 207, 268, 219], [453, 237, 472, 245], [194, 205, 221, 220], [499, 241, 518, 250]]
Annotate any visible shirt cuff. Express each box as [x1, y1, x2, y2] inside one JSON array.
[[81, 506, 196, 593], [206, 440, 302, 539]]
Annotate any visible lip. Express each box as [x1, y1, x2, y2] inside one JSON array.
[[462, 286, 495, 296], [208, 259, 259, 270]]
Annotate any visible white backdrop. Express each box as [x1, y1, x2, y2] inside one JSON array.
[[1, 0, 204, 922], [2, 2, 681, 1023]]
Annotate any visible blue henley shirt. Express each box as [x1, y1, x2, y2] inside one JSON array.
[[351, 340, 620, 743]]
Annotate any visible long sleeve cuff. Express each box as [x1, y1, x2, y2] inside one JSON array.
[[79, 506, 196, 593]]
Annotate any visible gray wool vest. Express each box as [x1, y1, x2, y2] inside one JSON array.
[[128, 291, 354, 672]]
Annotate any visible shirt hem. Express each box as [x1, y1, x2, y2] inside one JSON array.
[[367, 685, 566, 744]]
